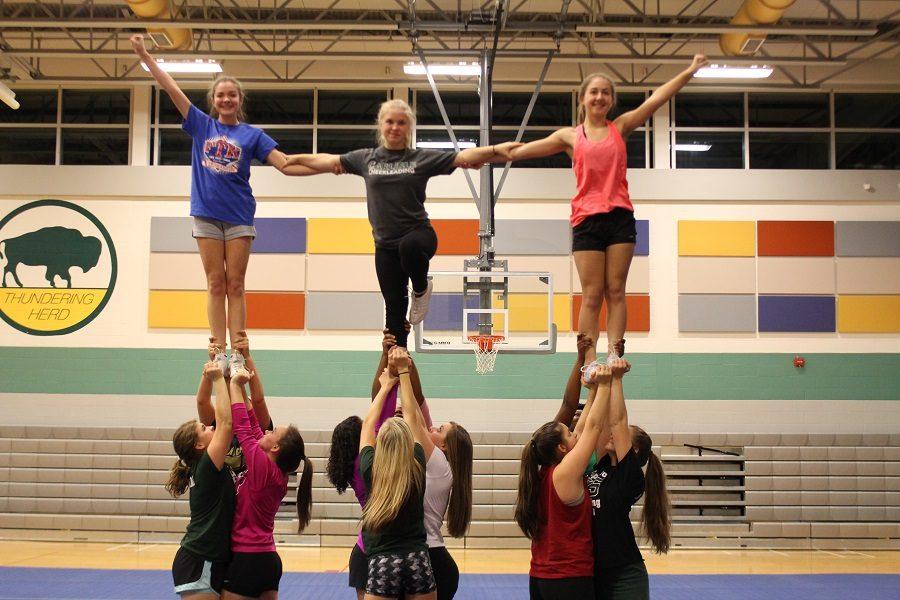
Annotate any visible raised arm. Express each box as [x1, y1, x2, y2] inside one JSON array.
[[360, 369, 398, 450], [553, 365, 612, 503], [371, 329, 396, 400], [555, 334, 592, 428], [233, 332, 271, 431], [615, 54, 708, 136], [507, 128, 575, 162], [130, 34, 191, 119], [454, 141, 522, 167], [391, 347, 434, 457], [204, 362, 233, 470], [283, 153, 343, 174], [608, 358, 632, 461]]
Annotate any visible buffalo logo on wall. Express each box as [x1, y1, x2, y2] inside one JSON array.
[[0, 199, 117, 335]]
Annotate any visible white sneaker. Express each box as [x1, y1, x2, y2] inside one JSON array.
[[408, 280, 433, 325], [229, 352, 246, 377], [214, 352, 230, 378]]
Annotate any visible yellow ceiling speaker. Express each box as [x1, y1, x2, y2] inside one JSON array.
[[719, 0, 796, 56], [124, 0, 193, 50]]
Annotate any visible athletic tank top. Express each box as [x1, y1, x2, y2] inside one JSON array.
[[570, 121, 633, 227], [529, 465, 594, 579]]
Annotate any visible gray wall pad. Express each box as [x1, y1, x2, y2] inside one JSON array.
[[305, 292, 385, 330], [835, 221, 900, 257], [150, 217, 195, 253], [679, 294, 757, 332], [494, 219, 572, 255]]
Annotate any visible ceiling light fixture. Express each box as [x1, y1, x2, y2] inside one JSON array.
[[674, 143, 712, 152], [403, 62, 481, 76], [695, 64, 773, 79], [142, 59, 223, 74], [0, 80, 18, 110]]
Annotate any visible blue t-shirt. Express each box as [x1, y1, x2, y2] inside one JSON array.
[[183, 104, 278, 226]]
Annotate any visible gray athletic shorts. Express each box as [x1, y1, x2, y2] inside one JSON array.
[[192, 216, 256, 241]]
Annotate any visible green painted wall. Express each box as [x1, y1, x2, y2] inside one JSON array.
[[2, 347, 899, 400]]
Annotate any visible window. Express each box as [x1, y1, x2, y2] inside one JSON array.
[[675, 93, 743, 127], [0, 128, 56, 164], [750, 132, 830, 169], [675, 132, 743, 169], [836, 133, 900, 169], [317, 129, 377, 155], [62, 90, 130, 125], [317, 90, 384, 125], [749, 93, 829, 127], [834, 93, 900, 128], [833, 93, 900, 169], [247, 90, 313, 125], [61, 129, 130, 165], [492, 92, 571, 126], [416, 91, 481, 126]]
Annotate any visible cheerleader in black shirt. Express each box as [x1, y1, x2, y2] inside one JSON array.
[[586, 359, 671, 600]]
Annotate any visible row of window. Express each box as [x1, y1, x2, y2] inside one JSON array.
[[1, 88, 897, 169]]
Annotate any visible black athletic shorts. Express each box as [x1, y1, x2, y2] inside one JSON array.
[[429, 546, 460, 600], [595, 561, 649, 600], [223, 551, 283, 597], [529, 575, 595, 600], [172, 546, 228, 596], [349, 543, 368, 591], [366, 549, 436, 598], [572, 208, 637, 252]]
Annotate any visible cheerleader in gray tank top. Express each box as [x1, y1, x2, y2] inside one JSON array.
[[390, 349, 474, 600]]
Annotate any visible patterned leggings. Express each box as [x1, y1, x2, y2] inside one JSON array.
[[366, 549, 436, 597]]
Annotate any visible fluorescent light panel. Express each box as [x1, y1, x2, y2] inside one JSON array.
[[404, 62, 481, 76], [0, 80, 19, 110], [674, 143, 711, 152], [417, 141, 477, 149], [142, 59, 223, 74], [695, 64, 773, 79]]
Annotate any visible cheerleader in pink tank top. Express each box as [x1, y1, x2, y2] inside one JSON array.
[[509, 55, 708, 377]]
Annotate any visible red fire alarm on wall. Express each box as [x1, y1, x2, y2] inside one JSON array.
[[793, 356, 806, 368]]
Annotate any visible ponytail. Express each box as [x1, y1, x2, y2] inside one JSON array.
[[514, 422, 563, 540], [296, 456, 314, 533], [166, 420, 200, 498], [634, 426, 671, 553], [444, 422, 473, 538]]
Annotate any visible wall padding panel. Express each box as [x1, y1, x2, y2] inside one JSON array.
[[572, 295, 650, 332], [757, 258, 836, 295], [758, 221, 834, 257], [149, 253, 206, 290], [494, 219, 571, 255], [148, 290, 207, 328], [678, 295, 756, 332], [492, 293, 571, 333], [432, 219, 479, 255], [635, 219, 650, 256], [678, 257, 756, 294], [501, 256, 573, 293], [307, 218, 374, 254], [835, 222, 900, 257], [837, 258, 900, 294], [245, 293, 305, 329], [678, 221, 755, 257], [837, 296, 900, 332], [149, 217, 306, 252], [307, 254, 378, 292], [150, 217, 195, 252], [305, 292, 384, 330], [573, 256, 649, 294], [758, 296, 835, 332], [150, 253, 306, 292]]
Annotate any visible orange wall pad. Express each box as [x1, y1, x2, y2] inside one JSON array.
[[433, 220, 479, 255], [572, 294, 650, 332], [246, 293, 305, 330], [758, 221, 834, 256]]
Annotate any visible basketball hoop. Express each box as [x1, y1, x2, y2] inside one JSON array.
[[468, 334, 505, 374]]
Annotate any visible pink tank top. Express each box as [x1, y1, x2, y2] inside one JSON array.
[[570, 121, 633, 227]]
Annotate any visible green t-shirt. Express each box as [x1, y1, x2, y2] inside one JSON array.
[[180, 451, 235, 562], [360, 442, 427, 557]]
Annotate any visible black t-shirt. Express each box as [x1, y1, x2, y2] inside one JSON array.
[[211, 416, 273, 473], [340, 147, 457, 248], [587, 449, 645, 570]]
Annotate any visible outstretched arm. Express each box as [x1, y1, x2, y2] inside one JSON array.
[[454, 141, 522, 167], [204, 362, 232, 470], [361, 369, 398, 450], [507, 128, 574, 162], [391, 347, 434, 458], [608, 359, 632, 460], [555, 334, 592, 428], [615, 54, 708, 136], [130, 34, 191, 119], [283, 153, 343, 174], [267, 149, 326, 177]]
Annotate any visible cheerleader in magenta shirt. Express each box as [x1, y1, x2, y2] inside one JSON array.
[[509, 55, 708, 375], [223, 367, 313, 599]]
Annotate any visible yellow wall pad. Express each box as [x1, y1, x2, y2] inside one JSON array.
[[149, 253, 306, 292], [838, 295, 900, 332], [678, 257, 756, 294], [678, 221, 756, 257], [574, 255, 649, 294], [492, 293, 571, 332], [758, 257, 836, 295], [307, 219, 374, 254], [837, 258, 900, 294], [148, 290, 207, 328], [307, 254, 379, 292]]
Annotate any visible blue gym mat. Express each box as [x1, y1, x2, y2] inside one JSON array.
[[0, 568, 897, 599]]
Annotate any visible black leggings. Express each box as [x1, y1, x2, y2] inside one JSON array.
[[429, 546, 460, 600], [374, 225, 438, 347], [529, 576, 595, 600]]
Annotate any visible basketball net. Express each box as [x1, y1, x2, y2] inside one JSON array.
[[468, 335, 504, 374]]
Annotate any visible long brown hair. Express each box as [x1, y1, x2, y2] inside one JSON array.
[[444, 422, 473, 537], [633, 426, 671, 553], [165, 420, 200, 497], [276, 426, 313, 533], [514, 422, 564, 540], [361, 418, 424, 533], [577, 72, 617, 124], [207, 75, 247, 122]]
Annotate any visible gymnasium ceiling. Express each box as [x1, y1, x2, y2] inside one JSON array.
[[0, 0, 898, 89]]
